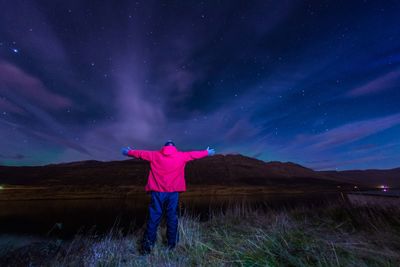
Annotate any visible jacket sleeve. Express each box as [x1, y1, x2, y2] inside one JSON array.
[[127, 150, 154, 162], [183, 150, 209, 162]]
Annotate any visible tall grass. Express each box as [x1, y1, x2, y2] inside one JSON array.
[[1, 200, 400, 266]]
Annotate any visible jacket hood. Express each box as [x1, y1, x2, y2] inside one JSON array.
[[160, 145, 178, 156]]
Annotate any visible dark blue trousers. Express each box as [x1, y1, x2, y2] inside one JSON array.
[[142, 191, 179, 252]]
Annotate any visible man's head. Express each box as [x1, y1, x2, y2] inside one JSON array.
[[164, 140, 175, 146]]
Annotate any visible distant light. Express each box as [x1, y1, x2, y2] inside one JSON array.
[[378, 185, 389, 192], [354, 186, 358, 189], [12, 48, 19, 53], [0, 185, 3, 190]]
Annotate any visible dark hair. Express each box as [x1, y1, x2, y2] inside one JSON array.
[[164, 140, 175, 146]]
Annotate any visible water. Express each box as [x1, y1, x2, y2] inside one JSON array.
[[0, 193, 340, 239], [351, 189, 400, 197]]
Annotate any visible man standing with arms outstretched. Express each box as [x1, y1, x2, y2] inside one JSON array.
[[121, 140, 215, 254]]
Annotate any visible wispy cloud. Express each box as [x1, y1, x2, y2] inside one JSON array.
[[0, 97, 26, 115], [55, 1, 296, 162], [0, 61, 72, 110], [310, 113, 400, 150], [287, 113, 400, 152], [273, 113, 400, 170], [346, 69, 400, 97]]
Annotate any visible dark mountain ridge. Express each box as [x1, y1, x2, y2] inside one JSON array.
[[0, 154, 398, 188]]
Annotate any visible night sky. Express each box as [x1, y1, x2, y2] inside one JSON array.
[[0, 0, 399, 170]]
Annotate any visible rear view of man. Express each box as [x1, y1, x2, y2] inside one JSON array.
[[121, 140, 215, 254]]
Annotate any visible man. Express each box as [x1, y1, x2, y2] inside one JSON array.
[[121, 140, 215, 254]]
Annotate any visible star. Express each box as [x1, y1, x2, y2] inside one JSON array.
[[11, 48, 19, 53]]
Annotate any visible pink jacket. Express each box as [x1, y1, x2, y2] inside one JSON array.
[[127, 146, 209, 192]]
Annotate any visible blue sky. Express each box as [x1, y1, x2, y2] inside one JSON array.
[[0, 0, 399, 170]]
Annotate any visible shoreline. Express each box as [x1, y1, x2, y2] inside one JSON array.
[[0, 185, 354, 201]]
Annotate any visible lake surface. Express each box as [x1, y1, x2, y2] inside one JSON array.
[[0, 193, 341, 239]]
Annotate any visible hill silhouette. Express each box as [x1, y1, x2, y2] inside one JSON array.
[[0, 154, 387, 188], [1, 154, 398, 189]]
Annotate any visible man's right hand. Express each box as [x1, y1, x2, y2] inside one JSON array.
[[121, 146, 132, 156], [206, 146, 215, 156]]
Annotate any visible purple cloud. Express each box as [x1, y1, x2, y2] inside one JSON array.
[[224, 119, 261, 143], [347, 69, 400, 97], [0, 97, 26, 115], [278, 113, 400, 154], [0, 61, 72, 110], [55, 2, 297, 162], [310, 113, 400, 150], [270, 113, 400, 170]]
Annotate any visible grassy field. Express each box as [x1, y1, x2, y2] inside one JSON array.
[[1, 199, 400, 266]]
